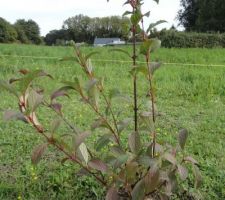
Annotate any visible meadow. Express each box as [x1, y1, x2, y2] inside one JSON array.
[[0, 43, 224, 200]]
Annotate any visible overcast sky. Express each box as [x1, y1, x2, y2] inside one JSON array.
[[0, 0, 181, 36]]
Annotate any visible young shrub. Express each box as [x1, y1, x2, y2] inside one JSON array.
[[0, 0, 202, 199]]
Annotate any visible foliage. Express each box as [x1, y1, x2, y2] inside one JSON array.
[[0, 0, 203, 200], [0, 17, 18, 43], [151, 29, 225, 48], [14, 19, 42, 45], [44, 15, 130, 45], [177, 0, 225, 32]]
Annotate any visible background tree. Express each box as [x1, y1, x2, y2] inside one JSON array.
[[14, 19, 42, 44], [0, 17, 17, 43], [44, 29, 69, 45], [178, 0, 225, 32], [177, 0, 200, 31]]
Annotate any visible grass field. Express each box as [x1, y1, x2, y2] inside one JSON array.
[[0, 43, 225, 200]]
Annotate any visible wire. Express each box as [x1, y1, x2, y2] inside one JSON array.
[[0, 54, 225, 67]]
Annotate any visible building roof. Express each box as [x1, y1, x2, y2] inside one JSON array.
[[94, 38, 120, 45]]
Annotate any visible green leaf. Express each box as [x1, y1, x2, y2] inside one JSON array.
[[31, 143, 48, 165], [177, 164, 188, 181], [140, 39, 161, 55], [137, 156, 157, 168], [0, 80, 18, 98], [149, 62, 162, 74], [19, 70, 51, 94], [128, 131, 141, 154], [63, 77, 84, 95], [95, 134, 112, 151], [131, 179, 145, 200], [153, 0, 159, 4], [130, 66, 148, 77], [163, 152, 177, 165], [109, 48, 131, 57], [143, 11, 150, 18], [147, 20, 167, 33], [106, 187, 119, 200], [88, 159, 108, 173], [131, 9, 142, 25], [109, 88, 121, 100], [86, 79, 99, 108], [3, 110, 27, 123], [178, 129, 188, 150], [110, 145, 125, 156], [50, 118, 62, 134], [91, 118, 110, 130], [27, 89, 43, 112], [112, 154, 129, 169], [192, 164, 202, 189], [117, 118, 132, 133], [122, 11, 132, 16], [144, 164, 160, 193], [60, 56, 79, 63], [125, 161, 139, 183], [85, 51, 99, 61]]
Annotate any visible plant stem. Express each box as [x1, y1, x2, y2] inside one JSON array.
[[132, 7, 138, 133], [145, 55, 156, 157], [26, 107, 107, 186]]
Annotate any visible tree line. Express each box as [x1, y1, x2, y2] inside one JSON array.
[[1, 0, 225, 45], [45, 15, 130, 45], [0, 15, 130, 45], [0, 18, 42, 44]]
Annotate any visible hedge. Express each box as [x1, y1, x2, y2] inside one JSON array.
[[151, 30, 225, 48]]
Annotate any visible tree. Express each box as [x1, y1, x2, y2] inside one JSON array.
[[62, 15, 130, 44], [0, 17, 17, 43], [196, 0, 225, 32], [177, 0, 225, 32], [14, 19, 42, 44], [44, 29, 69, 45], [177, 0, 200, 31]]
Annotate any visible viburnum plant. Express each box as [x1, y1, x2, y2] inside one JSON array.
[[0, 0, 202, 199]]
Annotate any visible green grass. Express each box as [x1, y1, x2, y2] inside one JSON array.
[[0, 43, 225, 200]]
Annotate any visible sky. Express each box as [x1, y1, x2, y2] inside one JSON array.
[[0, 0, 182, 36]]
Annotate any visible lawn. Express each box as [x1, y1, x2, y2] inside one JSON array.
[[0, 43, 224, 200]]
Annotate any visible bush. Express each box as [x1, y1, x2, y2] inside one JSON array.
[[151, 29, 225, 48]]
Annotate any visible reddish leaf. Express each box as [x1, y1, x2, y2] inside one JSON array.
[[51, 89, 69, 101], [28, 89, 43, 112], [3, 110, 27, 123], [73, 131, 91, 150], [19, 69, 29, 75], [128, 131, 140, 154], [178, 129, 188, 150], [31, 143, 48, 165], [131, 179, 145, 200], [184, 156, 198, 165], [88, 159, 108, 173], [192, 164, 202, 189], [50, 118, 62, 133], [177, 164, 188, 180], [144, 164, 160, 193], [106, 187, 119, 200], [50, 103, 62, 115]]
